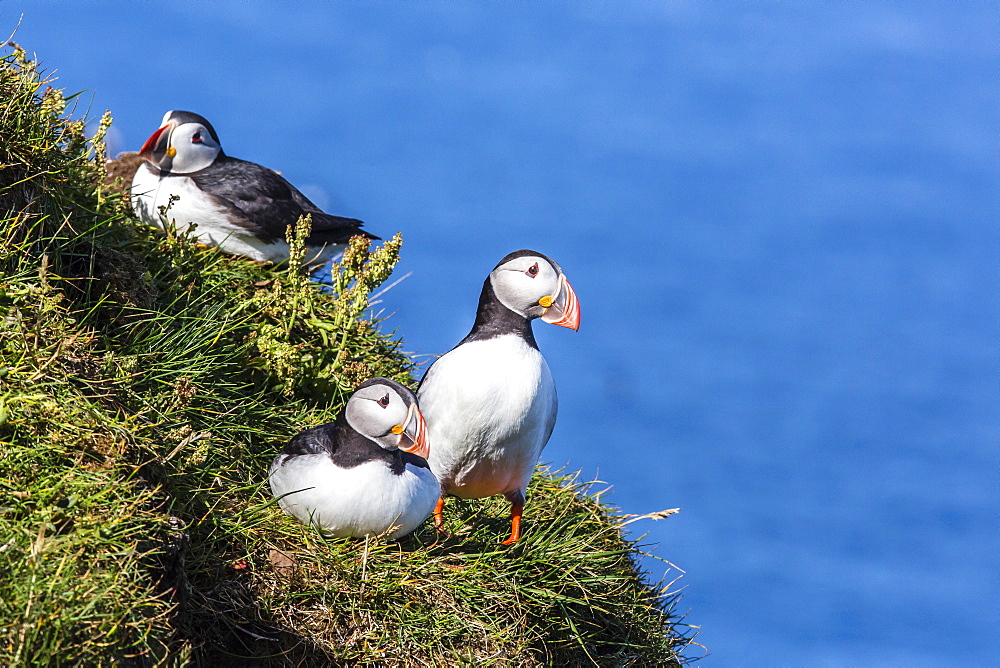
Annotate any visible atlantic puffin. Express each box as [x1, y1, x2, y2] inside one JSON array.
[[131, 110, 375, 264], [269, 378, 438, 539], [417, 250, 581, 544]]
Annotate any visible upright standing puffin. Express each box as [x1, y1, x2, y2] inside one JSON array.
[[131, 110, 375, 264], [417, 250, 580, 544], [269, 378, 437, 539]]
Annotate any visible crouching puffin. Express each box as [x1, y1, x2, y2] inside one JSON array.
[[269, 378, 438, 539], [131, 110, 375, 264], [417, 250, 580, 544]]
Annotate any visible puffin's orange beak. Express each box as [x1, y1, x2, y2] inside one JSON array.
[[540, 274, 581, 331], [397, 403, 430, 460], [139, 125, 170, 158]]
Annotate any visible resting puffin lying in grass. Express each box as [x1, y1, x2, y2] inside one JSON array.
[[269, 378, 437, 539], [129, 110, 374, 264]]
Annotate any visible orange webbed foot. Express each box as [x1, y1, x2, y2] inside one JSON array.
[[500, 499, 524, 545], [432, 496, 450, 538]]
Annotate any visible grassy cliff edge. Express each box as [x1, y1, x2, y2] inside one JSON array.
[[0, 45, 693, 666]]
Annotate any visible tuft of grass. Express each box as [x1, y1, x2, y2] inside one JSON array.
[[0, 43, 695, 665]]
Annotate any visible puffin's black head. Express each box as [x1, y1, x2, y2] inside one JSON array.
[[343, 378, 429, 459], [138, 109, 223, 174], [486, 249, 581, 330], [160, 111, 221, 143], [492, 248, 560, 272]]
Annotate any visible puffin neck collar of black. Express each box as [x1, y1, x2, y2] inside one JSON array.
[[458, 276, 538, 348]]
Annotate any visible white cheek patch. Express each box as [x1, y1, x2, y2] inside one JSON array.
[[345, 397, 388, 437], [490, 272, 520, 314], [166, 125, 221, 174], [491, 266, 561, 316], [344, 390, 410, 446], [170, 143, 219, 174], [344, 399, 366, 435]]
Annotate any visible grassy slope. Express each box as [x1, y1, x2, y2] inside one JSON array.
[[0, 45, 693, 666]]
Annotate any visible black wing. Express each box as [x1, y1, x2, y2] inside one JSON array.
[[281, 423, 339, 457], [286, 178, 380, 243], [190, 156, 374, 244]]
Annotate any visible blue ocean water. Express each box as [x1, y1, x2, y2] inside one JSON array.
[[6, 3, 997, 664]]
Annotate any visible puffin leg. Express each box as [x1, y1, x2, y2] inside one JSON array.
[[501, 490, 526, 545], [433, 496, 447, 533]]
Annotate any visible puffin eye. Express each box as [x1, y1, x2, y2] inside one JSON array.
[[191, 131, 203, 143], [525, 263, 539, 278], [377, 393, 390, 408]]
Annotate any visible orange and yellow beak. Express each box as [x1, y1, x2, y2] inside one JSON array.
[[139, 124, 170, 158], [395, 403, 430, 460], [540, 274, 581, 331]]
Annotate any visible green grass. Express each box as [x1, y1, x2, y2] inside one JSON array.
[[0, 43, 695, 665]]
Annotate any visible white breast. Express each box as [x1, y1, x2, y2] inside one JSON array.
[[268, 453, 440, 539], [418, 334, 557, 499], [130, 163, 315, 263]]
